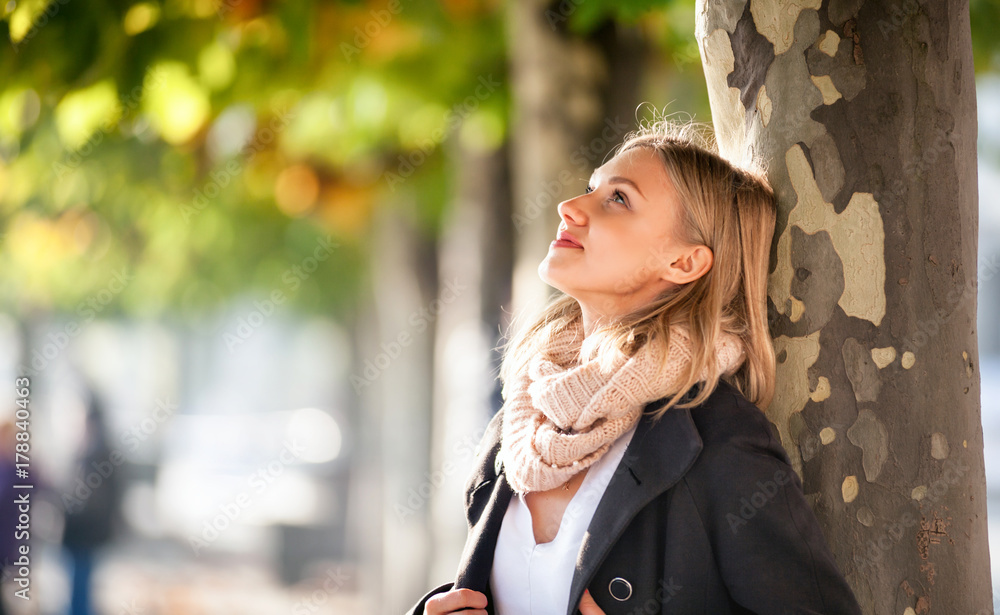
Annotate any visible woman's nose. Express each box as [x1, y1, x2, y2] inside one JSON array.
[[557, 195, 587, 226]]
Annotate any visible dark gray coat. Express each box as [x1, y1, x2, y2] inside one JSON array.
[[405, 380, 863, 614]]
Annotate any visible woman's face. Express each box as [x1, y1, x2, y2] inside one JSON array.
[[538, 146, 713, 320]]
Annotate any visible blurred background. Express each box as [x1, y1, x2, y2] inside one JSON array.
[[1, 0, 999, 613]]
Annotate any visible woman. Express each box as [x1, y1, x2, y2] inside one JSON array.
[[405, 120, 863, 614]]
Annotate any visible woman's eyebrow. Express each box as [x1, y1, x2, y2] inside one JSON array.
[[589, 171, 646, 198], [607, 175, 644, 199]]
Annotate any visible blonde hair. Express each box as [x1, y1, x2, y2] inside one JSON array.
[[497, 118, 778, 420]]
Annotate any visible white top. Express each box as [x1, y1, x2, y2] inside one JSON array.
[[490, 421, 639, 615]]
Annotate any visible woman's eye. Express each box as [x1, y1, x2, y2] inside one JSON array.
[[584, 185, 628, 209]]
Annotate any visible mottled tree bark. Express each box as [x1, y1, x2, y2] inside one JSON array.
[[696, 0, 989, 612]]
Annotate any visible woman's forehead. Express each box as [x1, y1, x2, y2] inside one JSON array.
[[594, 147, 671, 191]]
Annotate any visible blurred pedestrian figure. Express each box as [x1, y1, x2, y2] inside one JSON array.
[[61, 392, 123, 615]]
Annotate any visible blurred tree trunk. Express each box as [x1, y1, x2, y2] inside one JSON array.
[[696, 0, 990, 611], [356, 202, 439, 613], [427, 141, 513, 584]]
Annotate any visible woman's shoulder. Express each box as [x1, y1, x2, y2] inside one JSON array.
[[685, 379, 791, 470]]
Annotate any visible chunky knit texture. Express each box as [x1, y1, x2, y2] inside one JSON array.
[[499, 315, 746, 495]]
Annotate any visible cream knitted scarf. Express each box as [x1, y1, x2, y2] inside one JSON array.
[[499, 314, 746, 495]]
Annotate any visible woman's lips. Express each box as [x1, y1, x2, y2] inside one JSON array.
[[554, 230, 583, 249]]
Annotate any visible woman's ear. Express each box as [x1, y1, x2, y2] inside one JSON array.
[[661, 244, 713, 285]]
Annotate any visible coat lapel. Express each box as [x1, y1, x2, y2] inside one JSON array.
[[565, 397, 704, 615], [453, 387, 705, 615], [453, 470, 513, 594]]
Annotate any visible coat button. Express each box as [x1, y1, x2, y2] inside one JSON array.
[[608, 577, 632, 601]]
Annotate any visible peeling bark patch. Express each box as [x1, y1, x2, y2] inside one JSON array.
[[962, 350, 974, 378], [871, 346, 896, 368], [920, 560, 936, 586], [810, 74, 843, 104], [749, 0, 821, 55], [819, 426, 836, 444], [842, 337, 880, 403], [695, 0, 749, 36], [842, 474, 858, 502], [847, 408, 889, 481], [916, 512, 949, 560], [700, 29, 748, 157], [807, 132, 845, 204], [729, 2, 776, 113], [818, 29, 840, 56], [930, 432, 949, 460], [771, 331, 822, 476], [806, 40, 866, 102], [784, 144, 885, 326], [842, 18, 863, 65], [912, 485, 927, 500], [827, 0, 863, 26], [902, 351, 915, 369], [789, 295, 805, 321], [770, 145, 886, 327], [810, 376, 830, 402], [756, 85, 772, 126], [834, 193, 886, 324], [787, 226, 842, 334]]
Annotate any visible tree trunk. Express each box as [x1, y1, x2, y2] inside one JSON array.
[[696, 0, 990, 611], [427, 141, 513, 584], [360, 201, 439, 614]]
